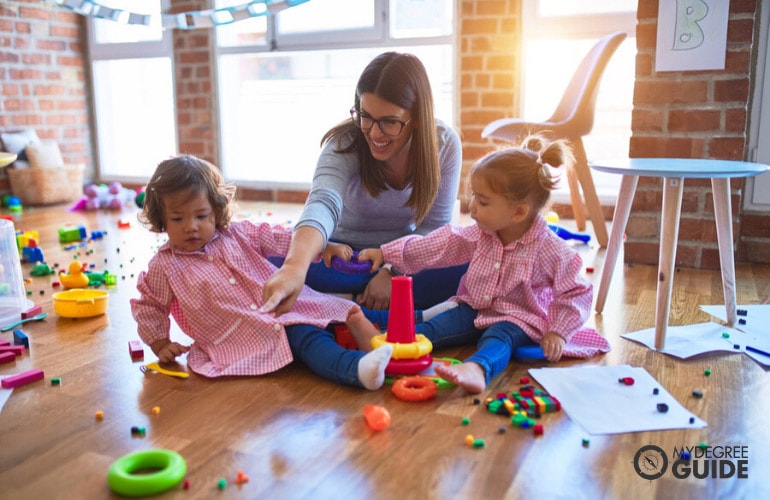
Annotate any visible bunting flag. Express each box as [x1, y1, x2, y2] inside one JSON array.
[[46, 0, 310, 30]]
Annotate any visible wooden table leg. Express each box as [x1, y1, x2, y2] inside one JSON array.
[[595, 175, 638, 313], [711, 178, 738, 326], [655, 177, 684, 350]]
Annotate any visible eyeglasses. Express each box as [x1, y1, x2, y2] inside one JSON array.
[[350, 107, 411, 137]]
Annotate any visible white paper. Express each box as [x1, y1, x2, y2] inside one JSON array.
[[655, 0, 730, 72], [699, 304, 770, 338], [530, 365, 706, 435]]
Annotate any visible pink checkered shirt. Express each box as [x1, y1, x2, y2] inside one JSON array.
[[381, 215, 610, 358], [131, 220, 355, 377]]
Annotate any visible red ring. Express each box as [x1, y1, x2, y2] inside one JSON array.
[[392, 376, 438, 402]]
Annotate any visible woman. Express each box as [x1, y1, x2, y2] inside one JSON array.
[[263, 51, 465, 315]]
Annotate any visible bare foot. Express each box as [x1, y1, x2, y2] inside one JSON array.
[[434, 362, 486, 394], [346, 305, 382, 352]]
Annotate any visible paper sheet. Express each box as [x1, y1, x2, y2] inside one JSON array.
[[622, 321, 770, 368], [530, 365, 706, 435], [699, 304, 770, 338]]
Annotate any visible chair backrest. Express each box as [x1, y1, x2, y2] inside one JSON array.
[[548, 31, 627, 137]]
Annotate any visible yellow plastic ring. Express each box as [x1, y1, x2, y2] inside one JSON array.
[[370, 333, 433, 360], [107, 449, 186, 497]]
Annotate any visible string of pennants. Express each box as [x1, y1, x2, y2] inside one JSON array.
[[46, 0, 310, 30]]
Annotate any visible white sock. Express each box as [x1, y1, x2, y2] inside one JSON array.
[[357, 344, 393, 390], [421, 301, 458, 321]]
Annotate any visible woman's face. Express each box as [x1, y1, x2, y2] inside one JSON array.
[[358, 92, 414, 164]]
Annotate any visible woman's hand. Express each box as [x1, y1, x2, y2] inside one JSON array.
[[151, 339, 190, 364], [261, 263, 307, 316], [541, 331, 565, 362], [357, 267, 393, 310], [322, 241, 353, 267]]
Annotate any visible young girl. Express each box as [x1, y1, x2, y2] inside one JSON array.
[[356, 136, 611, 394], [130, 155, 392, 390]]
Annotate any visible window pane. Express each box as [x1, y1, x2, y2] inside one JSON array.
[[218, 46, 453, 186], [215, 0, 268, 48], [537, 0, 638, 17], [93, 58, 177, 179], [93, 0, 162, 44], [277, 0, 375, 34], [390, 0, 453, 38]]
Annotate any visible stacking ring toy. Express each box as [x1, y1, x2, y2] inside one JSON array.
[[392, 376, 438, 402], [107, 449, 187, 497], [371, 333, 432, 360], [331, 251, 373, 274]]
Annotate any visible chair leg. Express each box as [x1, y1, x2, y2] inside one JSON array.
[[566, 162, 586, 231], [571, 139, 608, 247]]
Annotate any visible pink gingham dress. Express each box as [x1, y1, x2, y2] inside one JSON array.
[[131, 220, 355, 377], [381, 215, 610, 358]]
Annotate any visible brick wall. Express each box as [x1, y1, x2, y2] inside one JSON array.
[[0, 0, 91, 192], [627, 0, 768, 267], [2, 0, 769, 265]]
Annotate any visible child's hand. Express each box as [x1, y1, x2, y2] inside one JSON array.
[[322, 241, 353, 267], [541, 332, 565, 362], [357, 248, 384, 271], [151, 339, 190, 364]]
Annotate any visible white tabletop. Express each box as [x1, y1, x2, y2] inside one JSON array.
[[590, 158, 770, 178]]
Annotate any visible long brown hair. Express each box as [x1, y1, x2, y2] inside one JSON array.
[[139, 155, 236, 233], [321, 52, 440, 224]]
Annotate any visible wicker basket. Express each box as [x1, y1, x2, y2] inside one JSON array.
[[7, 164, 84, 206]]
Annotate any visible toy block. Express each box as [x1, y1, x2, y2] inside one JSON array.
[[21, 305, 43, 319], [128, 340, 144, 360], [0, 345, 25, 356], [0, 338, 10, 347], [58, 225, 87, 243], [12, 329, 29, 349], [0, 351, 15, 364], [1, 368, 44, 389]]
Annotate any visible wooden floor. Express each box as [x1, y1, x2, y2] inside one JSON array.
[[0, 201, 768, 500]]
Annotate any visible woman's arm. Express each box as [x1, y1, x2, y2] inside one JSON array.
[[261, 225, 325, 316]]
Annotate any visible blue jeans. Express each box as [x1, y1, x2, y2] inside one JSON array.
[[285, 324, 366, 388], [269, 256, 468, 309], [383, 303, 536, 385]]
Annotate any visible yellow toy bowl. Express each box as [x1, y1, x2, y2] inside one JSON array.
[[0, 152, 18, 168], [52, 289, 109, 318]]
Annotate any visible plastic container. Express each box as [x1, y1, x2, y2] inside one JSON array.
[[52, 289, 109, 318], [0, 219, 33, 326]]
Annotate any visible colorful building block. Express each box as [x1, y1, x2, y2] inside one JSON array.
[[21, 304, 43, 319], [0, 351, 15, 364], [12, 329, 29, 349], [0, 345, 25, 356], [1, 368, 44, 388], [58, 225, 87, 243], [128, 340, 144, 360]]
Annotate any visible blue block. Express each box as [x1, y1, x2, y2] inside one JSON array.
[[13, 329, 29, 349]]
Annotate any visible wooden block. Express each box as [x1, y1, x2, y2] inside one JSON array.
[[128, 340, 144, 360], [13, 329, 29, 349], [0, 345, 25, 356], [1, 368, 44, 389], [21, 305, 43, 319], [0, 351, 15, 365]]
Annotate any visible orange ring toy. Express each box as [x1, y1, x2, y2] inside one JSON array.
[[392, 376, 438, 402]]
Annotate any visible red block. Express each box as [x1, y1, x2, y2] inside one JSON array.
[[1, 368, 44, 388], [0, 338, 9, 347], [0, 351, 15, 365], [21, 305, 43, 319], [0, 345, 25, 356], [128, 340, 144, 360]]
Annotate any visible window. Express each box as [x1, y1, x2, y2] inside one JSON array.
[[215, 0, 454, 188], [522, 0, 637, 203], [87, 0, 177, 182]]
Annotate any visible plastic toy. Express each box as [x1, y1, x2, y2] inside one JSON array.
[[30, 263, 55, 276], [391, 376, 438, 402], [128, 340, 144, 360], [12, 329, 29, 349], [1, 312, 47, 331], [370, 276, 433, 375], [363, 404, 391, 431], [1, 368, 44, 389], [135, 186, 146, 208], [71, 182, 136, 211], [52, 289, 109, 317], [331, 251, 373, 274], [58, 225, 87, 243], [107, 449, 187, 497], [59, 261, 89, 289], [141, 362, 190, 379], [0, 351, 15, 364], [548, 224, 591, 244], [2, 194, 22, 212]]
